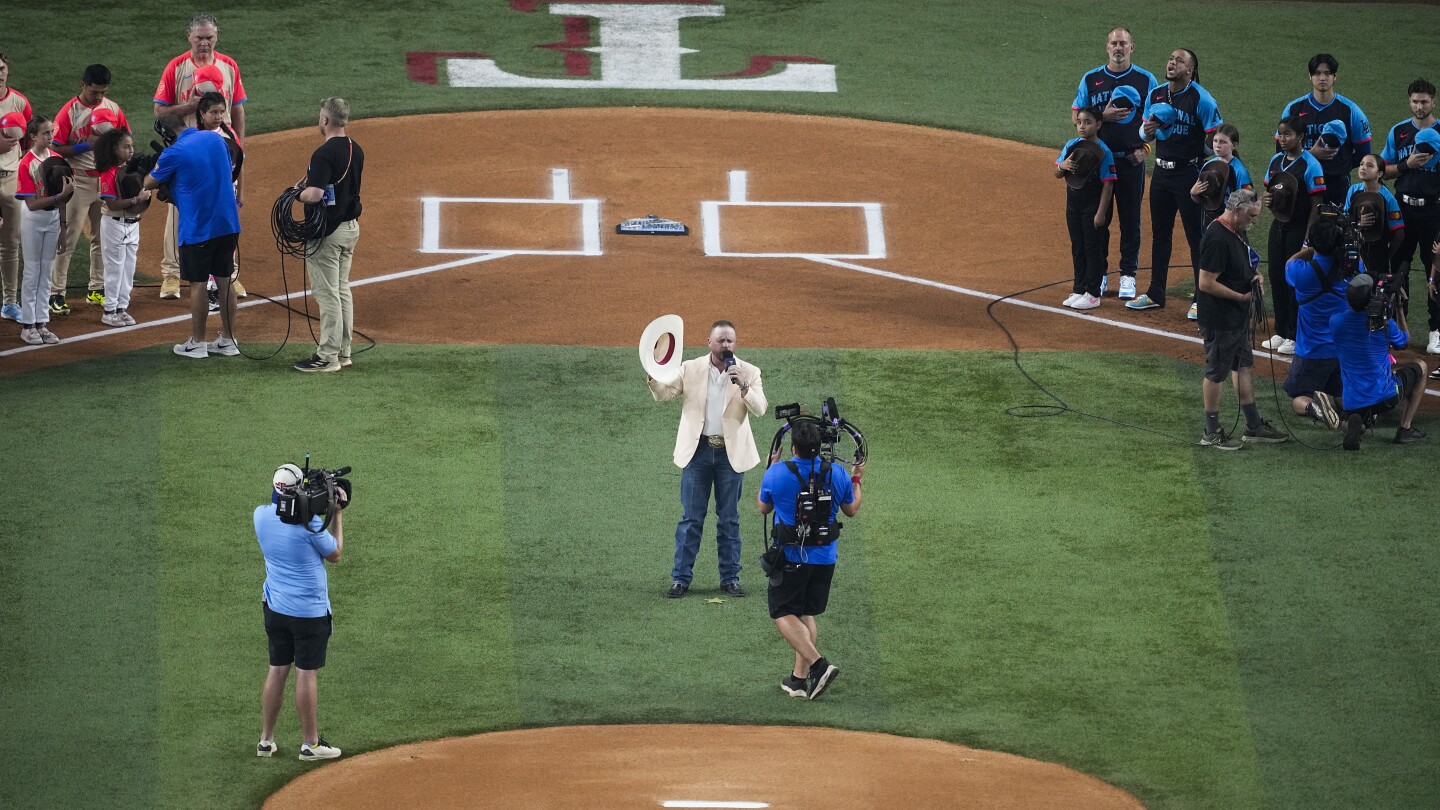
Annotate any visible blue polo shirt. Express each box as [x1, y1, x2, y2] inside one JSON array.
[[1329, 309, 1407, 410], [759, 457, 855, 565], [254, 505, 338, 618], [150, 127, 241, 246], [1285, 253, 1351, 359]]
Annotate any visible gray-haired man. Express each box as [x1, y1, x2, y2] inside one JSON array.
[[1195, 189, 1287, 449]]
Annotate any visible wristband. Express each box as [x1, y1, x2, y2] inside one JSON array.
[[71, 141, 91, 155], [851, 476, 862, 485]]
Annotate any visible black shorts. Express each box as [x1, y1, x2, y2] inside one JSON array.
[[263, 601, 332, 670], [767, 562, 835, 619], [1200, 325, 1253, 383], [1283, 355, 1342, 399], [179, 232, 239, 282], [1342, 362, 1422, 420]]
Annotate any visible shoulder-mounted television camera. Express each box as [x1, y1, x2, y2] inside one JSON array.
[[1315, 202, 1363, 278], [276, 454, 353, 532], [769, 397, 867, 466]]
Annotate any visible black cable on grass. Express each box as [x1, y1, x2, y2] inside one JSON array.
[[1251, 281, 1346, 451], [988, 267, 1242, 446]]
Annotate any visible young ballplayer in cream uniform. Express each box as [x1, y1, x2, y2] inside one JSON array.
[[0, 55, 34, 321], [49, 64, 129, 314]]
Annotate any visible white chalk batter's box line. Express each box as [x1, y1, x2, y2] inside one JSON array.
[[701, 169, 886, 259], [421, 168, 602, 256]]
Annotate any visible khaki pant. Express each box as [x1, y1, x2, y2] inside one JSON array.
[[0, 170, 20, 304], [306, 219, 359, 363], [49, 171, 103, 296]]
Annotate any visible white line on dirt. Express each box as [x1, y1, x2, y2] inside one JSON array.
[[800, 255, 1440, 400], [662, 795, 771, 801], [0, 252, 509, 358]]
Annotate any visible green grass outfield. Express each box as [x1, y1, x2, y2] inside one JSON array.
[[5, 2, 1440, 808], [2, 345, 1437, 809]]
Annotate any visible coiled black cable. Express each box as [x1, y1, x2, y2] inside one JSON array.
[[271, 186, 326, 258]]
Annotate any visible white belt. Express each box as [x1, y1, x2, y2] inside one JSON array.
[[1401, 194, 1433, 207]]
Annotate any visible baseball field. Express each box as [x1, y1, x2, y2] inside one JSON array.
[[3, 2, 1439, 808]]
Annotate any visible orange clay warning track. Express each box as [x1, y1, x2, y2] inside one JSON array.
[[262, 724, 1145, 810], [4, 106, 1235, 378]]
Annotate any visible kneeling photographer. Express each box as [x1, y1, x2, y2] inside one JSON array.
[[253, 461, 351, 761], [1281, 215, 1354, 429], [758, 421, 863, 701], [1330, 275, 1428, 449]]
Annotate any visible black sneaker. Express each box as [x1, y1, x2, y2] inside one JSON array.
[[48, 294, 70, 316], [721, 581, 745, 597], [294, 354, 341, 373], [805, 657, 838, 700], [1242, 420, 1288, 443], [208, 289, 220, 312], [781, 675, 807, 697], [1343, 413, 1365, 451], [1394, 425, 1427, 444], [665, 582, 688, 598]]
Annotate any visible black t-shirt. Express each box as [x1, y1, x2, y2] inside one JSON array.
[[306, 136, 364, 237], [1195, 219, 1255, 330]]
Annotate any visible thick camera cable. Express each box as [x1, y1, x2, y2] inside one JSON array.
[[988, 268, 1236, 445]]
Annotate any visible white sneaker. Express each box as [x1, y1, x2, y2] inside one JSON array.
[[174, 339, 209, 359], [1427, 330, 1440, 355], [102, 311, 126, 327], [1062, 292, 1081, 307], [1278, 339, 1296, 355], [299, 738, 342, 762], [256, 739, 277, 758], [37, 327, 59, 344], [1071, 293, 1101, 310], [119, 310, 137, 326], [1099, 275, 1109, 297], [1118, 276, 1137, 299], [206, 336, 240, 357], [1260, 335, 1284, 350], [19, 327, 42, 345]]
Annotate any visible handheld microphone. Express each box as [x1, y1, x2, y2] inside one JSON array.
[[722, 350, 740, 385]]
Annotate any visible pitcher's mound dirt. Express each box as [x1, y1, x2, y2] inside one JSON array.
[[263, 724, 1144, 810]]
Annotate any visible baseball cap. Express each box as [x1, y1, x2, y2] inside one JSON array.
[[1109, 86, 1141, 125], [0, 111, 24, 138], [192, 64, 226, 94], [1147, 102, 1177, 140], [1414, 127, 1440, 169], [89, 107, 119, 134], [1318, 120, 1347, 149], [1346, 274, 1374, 312], [273, 463, 303, 492]]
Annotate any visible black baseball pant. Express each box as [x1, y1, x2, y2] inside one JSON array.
[[1391, 201, 1440, 331], [1268, 222, 1307, 340], [1146, 165, 1204, 306], [1112, 156, 1145, 277]]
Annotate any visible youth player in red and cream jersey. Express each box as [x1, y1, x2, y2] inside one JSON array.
[[154, 11, 249, 299], [49, 64, 129, 315], [0, 53, 34, 321]]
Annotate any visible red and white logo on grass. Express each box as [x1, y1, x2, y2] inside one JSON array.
[[407, 1, 836, 92]]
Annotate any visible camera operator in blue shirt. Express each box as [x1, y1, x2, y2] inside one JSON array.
[[758, 421, 863, 701], [253, 463, 347, 761], [1281, 216, 1354, 429], [1330, 277, 1429, 449]]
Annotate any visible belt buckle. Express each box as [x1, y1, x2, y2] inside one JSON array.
[[706, 435, 725, 448]]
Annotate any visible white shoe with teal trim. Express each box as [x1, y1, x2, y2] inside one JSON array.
[[1118, 276, 1137, 299]]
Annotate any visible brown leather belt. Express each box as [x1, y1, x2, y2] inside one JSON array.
[[704, 435, 725, 448]]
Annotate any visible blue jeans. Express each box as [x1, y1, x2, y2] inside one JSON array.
[[672, 441, 744, 586]]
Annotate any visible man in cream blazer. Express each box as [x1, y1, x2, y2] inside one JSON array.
[[648, 320, 767, 598]]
